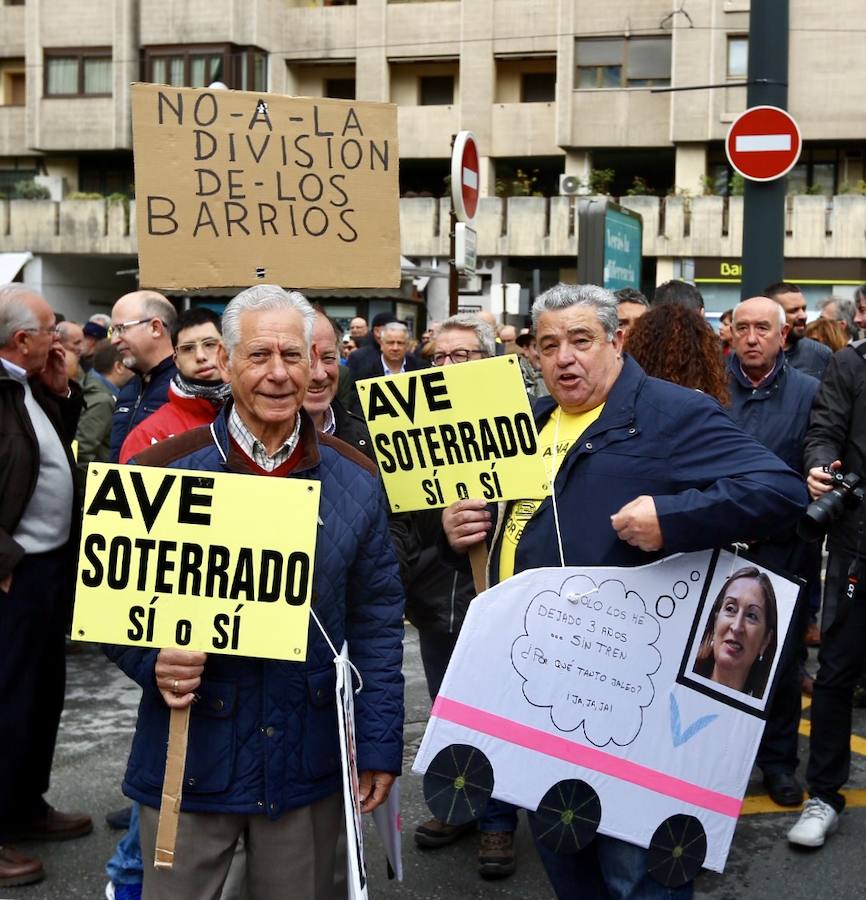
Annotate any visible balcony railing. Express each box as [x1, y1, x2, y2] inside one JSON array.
[[0, 195, 864, 260]]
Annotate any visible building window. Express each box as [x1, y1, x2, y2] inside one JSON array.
[[727, 36, 748, 80], [238, 50, 268, 92], [521, 71, 556, 103], [144, 45, 267, 91], [0, 60, 25, 106], [575, 37, 671, 89], [325, 77, 355, 99], [708, 145, 844, 196], [45, 49, 112, 97], [419, 75, 453, 105]]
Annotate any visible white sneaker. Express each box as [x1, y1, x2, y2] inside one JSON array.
[[787, 797, 839, 847]]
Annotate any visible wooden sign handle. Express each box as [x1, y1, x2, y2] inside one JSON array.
[[468, 543, 488, 596], [154, 705, 191, 869]]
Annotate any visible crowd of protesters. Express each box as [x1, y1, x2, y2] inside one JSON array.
[[1, 276, 865, 899]]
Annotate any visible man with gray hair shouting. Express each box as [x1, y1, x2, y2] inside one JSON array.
[[442, 283, 807, 899], [106, 284, 404, 899]]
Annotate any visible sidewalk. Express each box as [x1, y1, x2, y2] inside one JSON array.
[[12, 630, 866, 898]]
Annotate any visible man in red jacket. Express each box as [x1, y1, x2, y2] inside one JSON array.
[[119, 307, 230, 463]]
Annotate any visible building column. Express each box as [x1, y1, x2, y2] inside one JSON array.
[[655, 257, 676, 286], [674, 144, 707, 196], [565, 150, 591, 190], [113, 0, 139, 150], [479, 156, 496, 198], [24, 0, 39, 150], [356, 0, 388, 102], [459, 0, 494, 195]]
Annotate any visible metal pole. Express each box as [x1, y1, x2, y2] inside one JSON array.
[[449, 134, 458, 316], [740, 0, 789, 299]]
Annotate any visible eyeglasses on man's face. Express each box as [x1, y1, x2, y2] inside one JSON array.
[[24, 323, 59, 337], [175, 337, 222, 357], [431, 348, 486, 366], [108, 318, 163, 339]]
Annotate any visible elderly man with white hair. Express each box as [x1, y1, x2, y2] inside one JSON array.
[[106, 285, 405, 899], [0, 284, 91, 888]]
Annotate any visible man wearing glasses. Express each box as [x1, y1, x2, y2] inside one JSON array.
[[108, 290, 177, 461], [0, 285, 91, 887], [409, 315, 523, 879], [119, 308, 230, 463]]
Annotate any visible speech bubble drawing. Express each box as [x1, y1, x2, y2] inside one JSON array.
[[511, 574, 661, 747]]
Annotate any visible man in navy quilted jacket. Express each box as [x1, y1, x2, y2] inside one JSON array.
[[106, 285, 404, 900]]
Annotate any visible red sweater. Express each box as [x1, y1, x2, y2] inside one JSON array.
[[119, 384, 219, 463]]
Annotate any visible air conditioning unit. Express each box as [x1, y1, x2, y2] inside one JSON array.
[[559, 173, 583, 196], [476, 258, 495, 273]]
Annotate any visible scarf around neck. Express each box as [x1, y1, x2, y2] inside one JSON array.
[[172, 372, 232, 406]]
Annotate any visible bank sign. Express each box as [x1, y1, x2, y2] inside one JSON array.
[[577, 199, 643, 292]]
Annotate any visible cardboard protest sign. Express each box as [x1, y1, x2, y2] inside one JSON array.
[[357, 356, 547, 512], [72, 464, 320, 661], [131, 83, 400, 290], [413, 550, 800, 879]]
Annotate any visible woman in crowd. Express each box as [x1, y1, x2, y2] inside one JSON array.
[[625, 304, 730, 405], [805, 317, 847, 352]]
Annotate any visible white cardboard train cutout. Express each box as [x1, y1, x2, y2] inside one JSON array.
[[412, 550, 799, 882]]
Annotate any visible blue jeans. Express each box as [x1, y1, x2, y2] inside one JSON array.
[[529, 815, 693, 900], [479, 797, 519, 833], [106, 802, 143, 886]]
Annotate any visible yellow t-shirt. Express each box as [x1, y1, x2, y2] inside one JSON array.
[[497, 404, 604, 583]]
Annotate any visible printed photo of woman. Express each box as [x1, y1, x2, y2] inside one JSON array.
[[693, 566, 778, 699]]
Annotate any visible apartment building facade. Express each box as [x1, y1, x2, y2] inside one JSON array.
[[0, 0, 863, 323]]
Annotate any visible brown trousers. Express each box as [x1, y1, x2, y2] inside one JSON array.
[[139, 792, 344, 900]]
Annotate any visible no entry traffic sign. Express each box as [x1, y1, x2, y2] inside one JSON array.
[[451, 131, 479, 223], [725, 106, 802, 182]]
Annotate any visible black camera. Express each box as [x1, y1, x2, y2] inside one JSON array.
[[798, 467, 865, 542]]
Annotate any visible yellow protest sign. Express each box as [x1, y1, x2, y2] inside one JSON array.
[[357, 355, 547, 512], [131, 83, 400, 290], [72, 465, 321, 661]]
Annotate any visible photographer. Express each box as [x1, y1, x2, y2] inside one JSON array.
[[788, 336, 866, 848]]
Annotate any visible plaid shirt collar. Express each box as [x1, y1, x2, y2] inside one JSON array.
[[227, 405, 301, 472]]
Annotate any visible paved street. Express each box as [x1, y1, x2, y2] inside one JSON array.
[[9, 629, 866, 900]]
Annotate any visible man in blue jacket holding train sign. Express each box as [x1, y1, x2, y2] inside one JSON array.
[[442, 283, 807, 899], [103, 285, 404, 899]]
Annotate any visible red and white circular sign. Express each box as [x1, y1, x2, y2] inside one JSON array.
[[451, 131, 479, 223], [725, 106, 802, 182]]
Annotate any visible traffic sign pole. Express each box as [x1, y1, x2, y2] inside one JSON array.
[[740, 0, 789, 299], [449, 134, 458, 316], [449, 131, 480, 315]]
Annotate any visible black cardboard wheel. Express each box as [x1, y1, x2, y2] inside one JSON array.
[[647, 814, 707, 887], [533, 779, 601, 854], [423, 744, 494, 826]]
